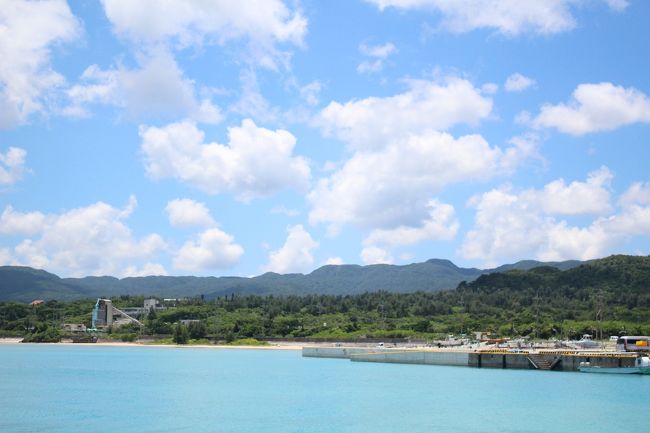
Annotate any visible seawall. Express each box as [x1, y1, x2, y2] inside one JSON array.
[[302, 347, 638, 371]]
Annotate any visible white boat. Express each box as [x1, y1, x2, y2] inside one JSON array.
[[578, 356, 650, 374], [570, 334, 600, 349]]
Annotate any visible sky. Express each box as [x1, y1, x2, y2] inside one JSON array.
[[1, 0, 650, 278]]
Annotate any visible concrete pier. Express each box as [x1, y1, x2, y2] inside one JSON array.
[[302, 346, 638, 372]]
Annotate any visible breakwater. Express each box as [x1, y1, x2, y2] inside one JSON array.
[[302, 347, 638, 371]]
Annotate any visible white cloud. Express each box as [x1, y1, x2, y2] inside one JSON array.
[[314, 77, 492, 150], [0, 206, 46, 235], [231, 69, 278, 123], [324, 257, 344, 265], [299, 81, 322, 106], [0, 0, 81, 128], [363, 200, 459, 248], [140, 118, 310, 200], [173, 228, 244, 272], [460, 170, 650, 264], [531, 82, 650, 135], [357, 42, 397, 74], [504, 73, 535, 92], [366, 0, 627, 35], [263, 225, 318, 274], [3, 197, 167, 277], [123, 263, 168, 277], [500, 134, 544, 173], [308, 131, 524, 231], [605, 0, 629, 12], [619, 182, 650, 207], [532, 166, 613, 215], [101, 0, 307, 69], [361, 246, 393, 265], [66, 65, 118, 107], [165, 198, 216, 228], [360, 42, 397, 59], [0, 147, 28, 186], [66, 52, 222, 123]]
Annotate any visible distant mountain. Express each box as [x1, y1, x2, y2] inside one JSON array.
[[0, 257, 587, 302]]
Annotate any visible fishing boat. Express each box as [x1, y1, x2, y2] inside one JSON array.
[[572, 334, 600, 349], [578, 356, 650, 374]]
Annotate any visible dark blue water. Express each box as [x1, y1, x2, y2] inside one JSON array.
[[1, 344, 648, 433]]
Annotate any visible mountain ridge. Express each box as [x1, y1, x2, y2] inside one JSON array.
[[0, 257, 591, 302]]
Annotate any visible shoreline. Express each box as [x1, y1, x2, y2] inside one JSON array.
[[0, 337, 620, 354], [0, 337, 305, 351]]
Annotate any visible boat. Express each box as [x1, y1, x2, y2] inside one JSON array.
[[568, 334, 600, 349], [578, 356, 650, 374]]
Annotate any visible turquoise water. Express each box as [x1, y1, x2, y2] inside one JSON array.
[[1, 345, 648, 433]]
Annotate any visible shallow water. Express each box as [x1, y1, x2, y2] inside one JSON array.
[[1, 344, 648, 433]]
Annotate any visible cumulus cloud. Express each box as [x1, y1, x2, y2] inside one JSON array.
[[0, 206, 46, 235], [1, 197, 167, 277], [366, 0, 627, 35], [533, 166, 613, 215], [66, 52, 222, 123], [460, 169, 649, 265], [324, 257, 344, 265], [0, 0, 81, 128], [314, 77, 492, 150], [308, 131, 525, 232], [357, 42, 397, 74], [504, 73, 535, 92], [231, 69, 279, 123], [140, 119, 310, 200], [363, 200, 459, 249], [263, 225, 318, 274], [172, 228, 244, 272], [123, 263, 168, 277], [361, 246, 393, 265], [0, 147, 28, 186], [165, 198, 216, 228], [605, 0, 629, 12], [619, 182, 650, 207], [101, 0, 306, 69], [531, 82, 650, 135]]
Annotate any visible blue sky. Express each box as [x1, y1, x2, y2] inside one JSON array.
[[1, 0, 650, 278]]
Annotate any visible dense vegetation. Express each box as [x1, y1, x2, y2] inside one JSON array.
[[2, 256, 649, 343]]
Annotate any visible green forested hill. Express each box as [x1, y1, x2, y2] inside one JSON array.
[[0, 257, 582, 301], [464, 255, 650, 301], [1, 256, 649, 340], [452, 255, 650, 336], [0, 267, 87, 301]]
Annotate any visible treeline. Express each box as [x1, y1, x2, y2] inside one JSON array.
[[2, 255, 649, 342]]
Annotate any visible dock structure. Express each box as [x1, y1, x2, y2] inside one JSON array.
[[302, 347, 638, 372]]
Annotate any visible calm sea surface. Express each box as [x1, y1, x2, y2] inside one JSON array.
[[1, 344, 648, 433]]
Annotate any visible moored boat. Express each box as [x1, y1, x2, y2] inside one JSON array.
[[572, 334, 600, 349], [578, 356, 650, 374]]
